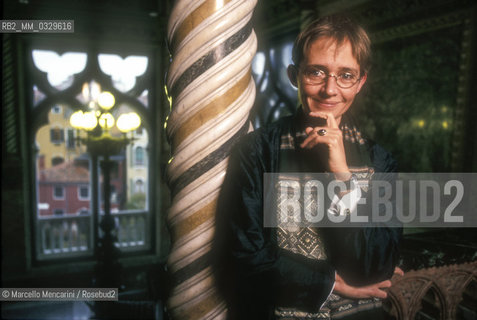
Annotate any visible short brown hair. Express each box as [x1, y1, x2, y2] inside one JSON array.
[[292, 14, 371, 75]]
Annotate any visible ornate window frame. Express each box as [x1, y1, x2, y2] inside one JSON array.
[[24, 36, 159, 262]]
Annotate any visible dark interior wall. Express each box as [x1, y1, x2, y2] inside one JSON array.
[[330, 0, 477, 173]]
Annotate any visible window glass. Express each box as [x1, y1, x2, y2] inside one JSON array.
[[138, 90, 149, 107], [32, 50, 87, 90], [98, 54, 148, 92], [99, 153, 148, 248], [250, 38, 297, 128], [31, 46, 153, 260], [36, 104, 93, 259], [33, 85, 46, 107]]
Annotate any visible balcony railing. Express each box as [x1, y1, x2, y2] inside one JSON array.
[[37, 210, 148, 259], [100, 210, 148, 251]]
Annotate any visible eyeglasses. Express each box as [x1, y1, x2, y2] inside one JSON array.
[[300, 66, 362, 89]]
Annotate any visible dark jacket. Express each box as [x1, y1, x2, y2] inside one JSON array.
[[212, 113, 402, 320]]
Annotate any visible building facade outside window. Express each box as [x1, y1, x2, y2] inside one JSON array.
[[30, 45, 155, 260]]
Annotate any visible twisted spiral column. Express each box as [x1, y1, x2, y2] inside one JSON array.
[[165, 0, 257, 319]]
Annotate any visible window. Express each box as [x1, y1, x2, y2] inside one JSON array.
[[52, 105, 62, 114], [32, 50, 87, 90], [51, 156, 64, 166], [78, 186, 89, 200], [53, 209, 64, 215], [50, 127, 64, 144], [134, 179, 145, 194], [98, 54, 148, 92], [67, 129, 75, 149], [53, 185, 64, 199], [250, 39, 298, 128], [134, 146, 145, 166], [31, 47, 154, 260]]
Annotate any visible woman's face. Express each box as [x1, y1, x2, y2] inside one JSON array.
[[293, 36, 367, 125]]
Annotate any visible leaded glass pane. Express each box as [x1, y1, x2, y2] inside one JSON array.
[[98, 54, 148, 92], [32, 50, 87, 90]]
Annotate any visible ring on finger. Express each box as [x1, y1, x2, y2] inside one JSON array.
[[317, 129, 327, 136]]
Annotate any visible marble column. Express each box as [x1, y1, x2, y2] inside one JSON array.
[[165, 0, 257, 319]]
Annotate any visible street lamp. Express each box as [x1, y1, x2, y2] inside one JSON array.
[[70, 87, 140, 289]]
